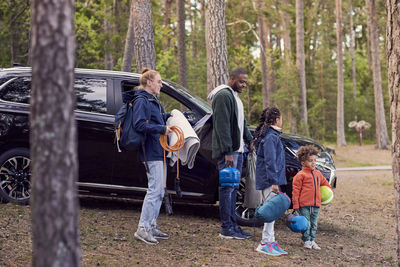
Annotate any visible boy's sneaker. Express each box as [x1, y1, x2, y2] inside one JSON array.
[[303, 240, 312, 249], [134, 227, 159, 245], [151, 227, 170, 240], [235, 226, 252, 239], [311, 241, 321, 250], [270, 241, 288, 255], [256, 243, 281, 256], [219, 228, 247, 240]]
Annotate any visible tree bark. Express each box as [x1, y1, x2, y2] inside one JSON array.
[[253, 0, 269, 108], [177, 0, 187, 88], [296, 0, 308, 134], [30, 0, 80, 266], [205, 0, 229, 94], [386, 0, 400, 263], [164, 0, 173, 50], [104, 5, 114, 70], [350, 2, 357, 121], [281, 0, 292, 66], [368, 0, 390, 149], [336, 0, 347, 146], [122, 0, 135, 72], [133, 0, 156, 71]]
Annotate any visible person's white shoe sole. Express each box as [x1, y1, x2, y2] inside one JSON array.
[[134, 232, 159, 245]]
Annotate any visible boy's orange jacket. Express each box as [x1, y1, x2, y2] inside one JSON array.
[[292, 167, 332, 209]]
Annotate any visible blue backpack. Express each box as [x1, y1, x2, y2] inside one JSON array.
[[114, 95, 150, 152]]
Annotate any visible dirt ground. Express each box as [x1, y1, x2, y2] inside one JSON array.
[[0, 145, 396, 266]]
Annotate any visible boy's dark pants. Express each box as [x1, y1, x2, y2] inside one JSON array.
[[299, 206, 320, 242]]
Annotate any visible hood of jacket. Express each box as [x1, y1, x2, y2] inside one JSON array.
[[207, 84, 233, 102]]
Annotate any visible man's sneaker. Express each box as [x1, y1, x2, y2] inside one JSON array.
[[311, 241, 321, 250], [151, 227, 170, 240], [219, 228, 247, 240], [235, 226, 252, 239], [255, 243, 281, 256], [134, 227, 159, 245], [270, 241, 288, 255], [303, 240, 312, 249]]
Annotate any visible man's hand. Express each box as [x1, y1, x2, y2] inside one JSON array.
[[224, 154, 234, 167], [248, 142, 255, 152], [271, 184, 279, 194]]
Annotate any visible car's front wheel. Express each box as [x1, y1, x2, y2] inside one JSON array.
[[0, 148, 31, 205]]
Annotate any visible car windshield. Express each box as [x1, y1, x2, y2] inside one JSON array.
[[163, 80, 211, 114]]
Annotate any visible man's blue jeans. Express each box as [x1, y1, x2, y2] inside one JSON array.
[[299, 206, 320, 242], [138, 161, 165, 229], [218, 152, 243, 232]]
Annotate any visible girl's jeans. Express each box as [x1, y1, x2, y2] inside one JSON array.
[[299, 206, 320, 242], [138, 161, 165, 229], [217, 152, 243, 232]]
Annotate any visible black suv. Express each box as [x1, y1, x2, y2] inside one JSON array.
[[0, 67, 336, 226]]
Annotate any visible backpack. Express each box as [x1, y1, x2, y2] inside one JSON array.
[[114, 95, 151, 152]]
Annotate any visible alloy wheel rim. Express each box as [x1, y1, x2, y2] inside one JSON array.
[[0, 156, 31, 201]]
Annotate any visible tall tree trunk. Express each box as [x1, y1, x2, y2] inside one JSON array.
[[266, 27, 276, 95], [281, 0, 292, 66], [164, 0, 173, 50], [177, 0, 187, 88], [205, 0, 229, 94], [30, 0, 80, 266], [280, 0, 297, 133], [386, 0, 400, 263], [296, 0, 308, 134], [133, 0, 156, 71], [336, 0, 347, 146], [368, 0, 390, 149], [122, 0, 135, 72], [350, 2, 357, 121], [253, 0, 269, 108], [104, 5, 113, 70]]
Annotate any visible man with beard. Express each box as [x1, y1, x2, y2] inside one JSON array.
[[207, 67, 254, 239]]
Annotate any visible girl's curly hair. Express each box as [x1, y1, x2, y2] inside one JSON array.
[[253, 107, 281, 149], [296, 145, 320, 163]]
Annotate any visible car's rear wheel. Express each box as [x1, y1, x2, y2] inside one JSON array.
[[0, 148, 31, 205], [235, 179, 263, 227]]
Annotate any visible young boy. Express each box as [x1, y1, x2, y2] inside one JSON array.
[[292, 145, 332, 250]]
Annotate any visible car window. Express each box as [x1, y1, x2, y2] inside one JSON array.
[[158, 92, 190, 113], [75, 78, 107, 114], [0, 77, 31, 104]]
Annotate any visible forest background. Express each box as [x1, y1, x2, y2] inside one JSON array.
[[0, 0, 391, 144]]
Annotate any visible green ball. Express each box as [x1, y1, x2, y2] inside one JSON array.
[[320, 186, 334, 205]]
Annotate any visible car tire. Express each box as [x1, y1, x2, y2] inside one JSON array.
[[235, 179, 263, 227], [0, 148, 31, 205]]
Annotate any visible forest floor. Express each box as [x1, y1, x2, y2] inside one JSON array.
[[0, 144, 395, 266]]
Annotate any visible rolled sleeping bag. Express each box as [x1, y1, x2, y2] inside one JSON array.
[[255, 192, 291, 223], [219, 167, 240, 187]]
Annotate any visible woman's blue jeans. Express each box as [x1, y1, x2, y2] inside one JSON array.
[[299, 206, 320, 242], [138, 161, 165, 229], [217, 152, 243, 232]]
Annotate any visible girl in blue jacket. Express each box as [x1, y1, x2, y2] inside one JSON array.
[[254, 107, 288, 256], [132, 68, 172, 245]]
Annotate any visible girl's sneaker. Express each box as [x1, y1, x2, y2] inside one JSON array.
[[270, 241, 288, 255], [256, 242, 281, 256], [311, 241, 321, 250]]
